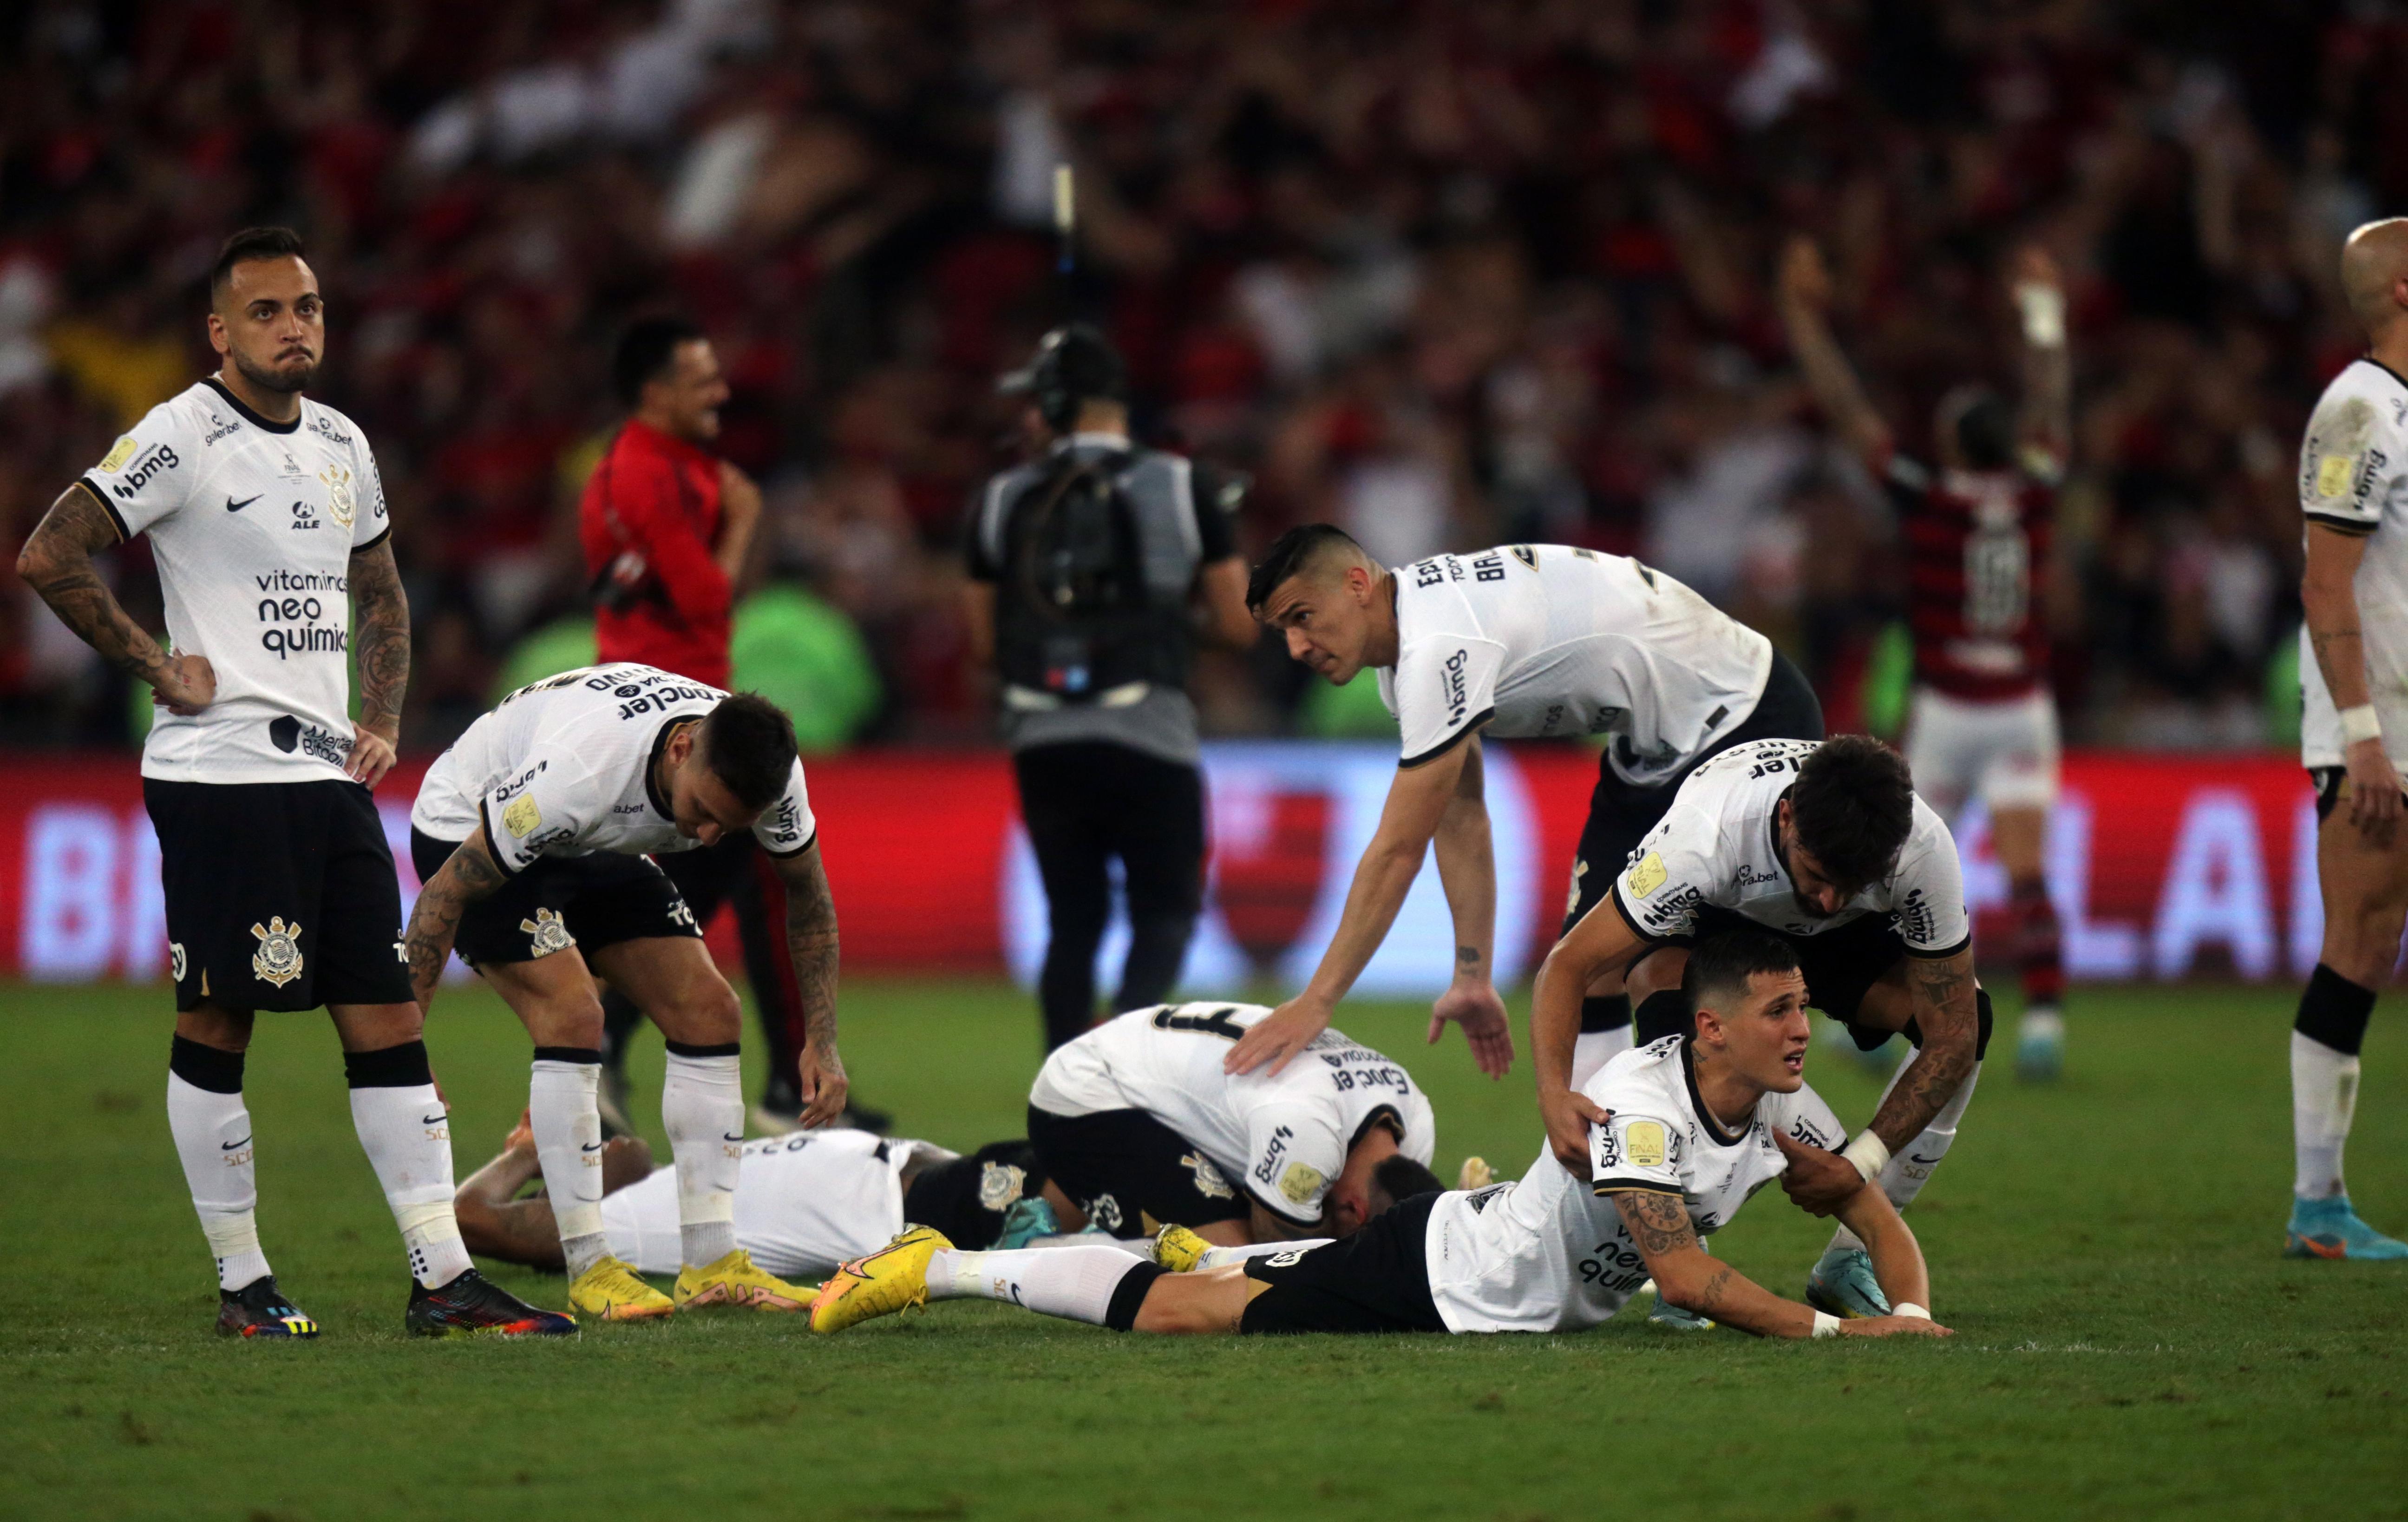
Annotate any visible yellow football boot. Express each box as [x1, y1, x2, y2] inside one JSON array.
[[1457, 1156, 1496, 1190], [808, 1226, 951, 1334], [1152, 1224, 1213, 1273], [566, 1256, 674, 1322], [674, 1248, 810, 1312]]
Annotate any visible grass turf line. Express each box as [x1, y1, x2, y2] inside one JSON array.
[[2, 978, 2403, 1522]]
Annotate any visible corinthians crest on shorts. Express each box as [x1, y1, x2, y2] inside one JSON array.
[[251, 917, 304, 988], [1181, 1150, 1236, 1200], [978, 1161, 1027, 1211], [518, 906, 575, 956]]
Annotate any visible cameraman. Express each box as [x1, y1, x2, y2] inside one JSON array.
[[964, 325, 1256, 1050]]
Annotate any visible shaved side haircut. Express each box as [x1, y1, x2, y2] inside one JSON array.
[[1247, 523, 1371, 611], [1682, 929, 1804, 1018], [2340, 217, 2408, 333]]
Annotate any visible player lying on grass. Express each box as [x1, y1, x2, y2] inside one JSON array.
[[405, 665, 849, 1322], [1024, 1001, 1443, 1248], [810, 931, 1949, 1341], [1532, 734, 1986, 1324], [453, 1115, 1050, 1283]]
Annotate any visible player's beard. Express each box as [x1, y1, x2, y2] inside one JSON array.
[[231, 347, 317, 395]]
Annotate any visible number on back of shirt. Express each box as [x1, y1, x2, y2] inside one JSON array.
[[1152, 1006, 1247, 1041], [1963, 526, 2029, 636]]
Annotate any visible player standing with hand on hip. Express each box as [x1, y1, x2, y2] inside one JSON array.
[[14, 228, 569, 1337], [2285, 218, 2408, 1261], [1778, 236, 2074, 1082]]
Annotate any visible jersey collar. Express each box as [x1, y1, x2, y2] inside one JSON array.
[[1679, 1040, 1754, 1148], [2359, 354, 2408, 393], [203, 375, 301, 434]]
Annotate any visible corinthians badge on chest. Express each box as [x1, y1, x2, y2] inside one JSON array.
[[251, 917, 305, 988]]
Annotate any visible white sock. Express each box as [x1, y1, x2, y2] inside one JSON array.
[[1024, 1233, 1153, 1257], [167, 1069, 270, 1291], [663, 1048, 743, 1267], [2292, 1030, 2359, 1200], [530, 1053, 609, 1276], [925, 1245, 1151, 1325], [1194, 1238, 1330, 1271], [1830, 1058, 1983, 1253], [1572, 1026, 1634, 1091], [346, 1060, 473, 1288]]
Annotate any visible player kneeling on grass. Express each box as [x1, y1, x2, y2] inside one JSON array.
[[405, 665, 850, 1322], [454, 1115, 1049, 1279], [811, 932, 1948, 1342], [1023, 1001, 1441, 1249]]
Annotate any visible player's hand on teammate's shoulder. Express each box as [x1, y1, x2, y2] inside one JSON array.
[[1428, 980, 1514, 1078], [1224, 994, 1329, 1077], [1839, 1314, 1953, 1338], [1541, 1085, 1609, 1175], [152, 652, 216, 715], [346, 723, 398, 788], [2343, 737, 2402, 845], [1773, 1128, 1865, 1216], [796, 1043, 849, 1128]]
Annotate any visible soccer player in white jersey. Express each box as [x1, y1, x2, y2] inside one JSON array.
[[807, 932, 1948, 1342], [2284, 217, 2408, 1260], [453, 1116, 1050, 1281], [1529, 735, 1986, 1322], [404, 664, 851, 1319], [15, 227, 567, 1339], [1025, 1002, 1442, 1246], [1229, 525, 1820, 1084]]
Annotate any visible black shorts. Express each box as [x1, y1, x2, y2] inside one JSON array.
[[1239, 1192, 1446, 1336], [901, 1141, 1048, 1251], [1563, 652, 1825, 1033], [2310, 765, 2408, 821], [409, 829, 701, 970], [144, 778, 413, 1013], [1025, 1105, 1253, 1239]]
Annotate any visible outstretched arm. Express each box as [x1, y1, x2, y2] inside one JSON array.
[[1776, 237, 1894, 465], [1529, 896, 1646, 1172], [1609, 1190, 1947, 1339], [1225, 737, 1473, 1076], [772, 841, 849, 1128], [15, 484, 215, 712], [452, 1121, 567, 1270], [1865, 948, 1980, 1154], [347, 537, 409, 787], [1831, 1178, 1933, 1316], [1427, 736, 1512, 1076], [2011, 245, 2073, 472], [403, 830, 510, 1012]]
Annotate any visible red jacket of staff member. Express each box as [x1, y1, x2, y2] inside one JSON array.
[[579, 318, 760, 689]]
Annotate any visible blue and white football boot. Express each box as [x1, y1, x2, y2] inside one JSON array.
[[2285, 1195, 2408, 1260], [1806, 1245, 1892, 1318]]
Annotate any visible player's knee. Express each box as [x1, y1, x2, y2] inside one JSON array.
[[2322, 908, 2407, 988], [663, 983, 742, 1043], [1130, 1273, 1238, 1335]]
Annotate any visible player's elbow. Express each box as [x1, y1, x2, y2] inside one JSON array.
[[1651, 1259, 1716, 1315]]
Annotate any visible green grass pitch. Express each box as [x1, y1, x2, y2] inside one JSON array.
[[4, 977, 2404, 1521]]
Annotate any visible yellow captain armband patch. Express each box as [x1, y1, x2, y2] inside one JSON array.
[[2316, 452, 2360, 500], [1278, 1161, 1326, 1207], [1626, 1120, 1668, 1168], [502, 794, 542, 839], [98, 436, 140, 472], [1626, 853, 1667, 899]]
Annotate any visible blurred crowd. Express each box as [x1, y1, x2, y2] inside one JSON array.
[[0, 0, 2391, 753]]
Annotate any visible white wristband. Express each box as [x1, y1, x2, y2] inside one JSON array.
[[2015, 283, 2066, 348], [1894, 1302, 1930, 1321], [1812, 1311, 1841, 1338], [1840, 1130, 1891, 1183], [2340, 704, 2384, 747]]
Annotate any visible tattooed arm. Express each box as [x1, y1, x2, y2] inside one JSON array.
[[1867, 947, 1981, 1153], [773, 840, 849, 1127], [1608, 1189, 1948, 1339], [1428, 735, 1513, 1077], [346, 537, 409, 787], [15, 484, 214, 712], [403, 830, 510, 1013]]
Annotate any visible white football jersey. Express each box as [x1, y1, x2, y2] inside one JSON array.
[[411, 662, 816, 872], [2297, 357, 2408, 772], [78, 379, 390, 783], [601, 1128, 925, 1279], [1028, 1002, 1437, 1230], [1374, 545, 1771, 781], [1607, 738, 1969, 956], [1422, 1035, 1844, 1333]]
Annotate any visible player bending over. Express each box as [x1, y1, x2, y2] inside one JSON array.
[[456, 1116, 1048, 1279], [809, 932, 1947, 1341], [2285, 217, 2408, 1259], [1025, 1001, 1442, 1247], [1778, 236, 2073, 1081], [1233, 526, 1819, 1087], [405, 664, 850, 1320], [1532, 735, 1986, 1323]]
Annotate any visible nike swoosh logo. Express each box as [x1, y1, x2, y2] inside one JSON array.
[[421, 1114, 446, 1125], [1907, 1153, 1943, 1166], [222, 1136, 251, 1151], [226, 494, 260, 512], [722, 1133, 744, 1143], [581, 1142, 604, 1153]]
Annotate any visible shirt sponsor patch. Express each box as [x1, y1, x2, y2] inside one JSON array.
[[1627, 852, 1668, 898], [502, 794, 543, 839], [1278, 1161, 1325, 1207], [99, 436, 141, 472], [1626, 1120, 1668, 1168]]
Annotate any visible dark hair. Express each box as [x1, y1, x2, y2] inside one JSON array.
[[1246, 523, 1365, 611], [1682, 929, 1804, 1018], [613, 315, 707, 407], [209, 227, 307, 301], [1000, 323, 1127, 432], [1371, 1154, 1443, 1206], [1945, 386, 2016, 470], [1790, 735, 1917, 894], [700, 693, 800, 810]]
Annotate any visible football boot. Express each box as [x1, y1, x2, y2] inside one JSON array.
[[993, 1196, 1061, 1250], [2285, 1195, 2408, 1260], [2015, 1008, 2065, 1082], [407, 1268, 577, 1337], [217, 1275, 319, 1339], [1645, 1290, 1714, 1332], [567, 1256, 675, 1321], [1152, 1224, 1213, 1273], [810, 1226, 950, 1334], [674, 1248, 809, 1311], [1805, 1245, 1892, 1319]]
